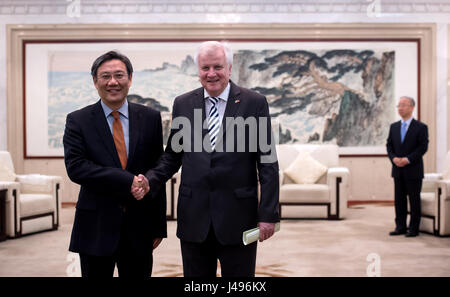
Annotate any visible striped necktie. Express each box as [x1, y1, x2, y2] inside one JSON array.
[[208, 97, 220, 150]]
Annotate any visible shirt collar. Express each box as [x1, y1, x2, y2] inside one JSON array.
[[100, 99, 129, 119], [402, 117, 413, 126], [204, 82, 230, 102]]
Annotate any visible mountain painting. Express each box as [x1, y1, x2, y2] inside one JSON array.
[[47, 48, 395, 152]]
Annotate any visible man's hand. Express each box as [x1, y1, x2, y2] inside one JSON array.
[[131, 174, 150, 200], [393, 157, 409, 168], [258, 222, 275, 242], [398, 157, 409, 167]]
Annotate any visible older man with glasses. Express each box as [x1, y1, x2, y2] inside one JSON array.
[[386, 96, 428, 237]]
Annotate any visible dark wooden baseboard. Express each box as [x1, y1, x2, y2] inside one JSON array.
[[62, 202, 76, 208], [348, 200, 394, 207]]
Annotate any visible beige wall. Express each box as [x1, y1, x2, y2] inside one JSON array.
[[340, 157, 394, 201], [6, 24, 437, 203]]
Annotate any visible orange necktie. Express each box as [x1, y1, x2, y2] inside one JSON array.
[[112, 111, 127, 169]]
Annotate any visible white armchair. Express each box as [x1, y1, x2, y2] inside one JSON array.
[[276, 144, 350, 219], [419, 150, 450, 236], [0, 151, 62, 238]]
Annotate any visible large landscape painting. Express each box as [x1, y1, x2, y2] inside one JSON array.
[[25, 41, 418, 157]]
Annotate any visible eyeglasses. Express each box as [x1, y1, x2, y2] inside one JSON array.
[[396, 104, 412, 108], [97, 72, 128, 82]]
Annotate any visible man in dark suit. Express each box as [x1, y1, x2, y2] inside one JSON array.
[[63, 51, 166, 278], [386, 96, 428, 237], [144, 41, 280, 277]]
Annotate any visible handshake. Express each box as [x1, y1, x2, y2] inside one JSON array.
[[130, 174, 150, 200]]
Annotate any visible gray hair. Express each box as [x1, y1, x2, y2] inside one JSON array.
[[400, 96, 416, 107], [194, 41, 233, 66]]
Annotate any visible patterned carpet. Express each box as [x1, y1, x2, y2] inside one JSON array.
[[1, 204, 450, 277]]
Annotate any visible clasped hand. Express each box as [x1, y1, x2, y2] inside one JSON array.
[[393, 157, 409, 168], [130, 174, 150, 200]]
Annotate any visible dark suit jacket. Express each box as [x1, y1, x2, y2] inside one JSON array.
[[386, 118, 429, 179], [146, 81, 279, 245], [63, 100, 166, 257]]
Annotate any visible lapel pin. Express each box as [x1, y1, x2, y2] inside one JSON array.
[[234, 99, 240, 103]]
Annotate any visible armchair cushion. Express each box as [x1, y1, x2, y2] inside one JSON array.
[[280, 184, 329, 203], [20, 194, 55, 217], [284, 150, 327, 184], [420, 192, 435, 217]]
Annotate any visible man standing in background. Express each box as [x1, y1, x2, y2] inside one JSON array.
[[387, 96, 428, 237]]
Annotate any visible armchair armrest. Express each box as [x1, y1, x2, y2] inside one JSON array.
[[422, 173, 442, 193], [438, 180, 450, 202], [0, 181, 20, 199], [327, 167, 350, 219], [170, 170, 181, 219], [0, 181, 20, 236], [424, 173, 442, 180], [327, 167, 350, 182], [279, 169, 284, 187], [436, 180, 450, 235], [0, 180, 20, 191], [16, 174, 62, 194], [0, 181, 20, 188], [16, 174, 60, 184]]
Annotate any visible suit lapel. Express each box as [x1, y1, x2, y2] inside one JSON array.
[[193, 88, 206, 123], [91, 100, 122, 168], [127, 102, 140, 168], [193, 88, 208, 148], [394, 121, 402, 145], [405, 119, 416, 139], [223, 81, 241, 123]]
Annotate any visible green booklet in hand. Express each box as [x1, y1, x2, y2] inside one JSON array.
[[242, 222, 281, 245]]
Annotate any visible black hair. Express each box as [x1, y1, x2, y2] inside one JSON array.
[[91, 51, 133, 78]]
